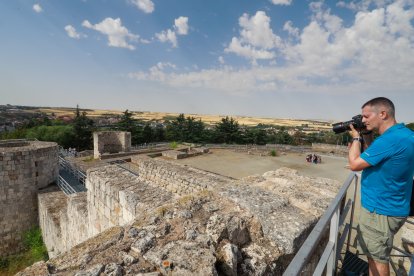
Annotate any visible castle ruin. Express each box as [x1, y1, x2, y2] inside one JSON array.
[[0, 140, 58, 257]]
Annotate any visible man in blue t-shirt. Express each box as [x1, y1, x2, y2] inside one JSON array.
[[348, 97, 414, 275]]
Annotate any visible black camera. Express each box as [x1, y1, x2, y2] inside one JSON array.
[[332, 114, 366, 134]]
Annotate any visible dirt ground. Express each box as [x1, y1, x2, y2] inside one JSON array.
[[173, 149, 351, 182]]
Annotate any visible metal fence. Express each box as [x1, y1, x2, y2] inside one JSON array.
[[57, 175, 77, 195], [131, 142, 169, 150], [58, 156, 86, 186], [283, 173, 414, 275], [283, 172, 359, 275]]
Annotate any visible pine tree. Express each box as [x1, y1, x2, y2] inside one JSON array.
[[73, 105, 94, 150]]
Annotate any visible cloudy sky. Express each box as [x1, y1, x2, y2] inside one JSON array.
[[1, 0, 414, 122]]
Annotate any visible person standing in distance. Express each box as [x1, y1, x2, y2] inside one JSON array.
[[348, 97, 414, 276]]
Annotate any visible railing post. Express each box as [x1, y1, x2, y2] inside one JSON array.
[[327, 207, 340, 275], [347, 174, 359, 252]]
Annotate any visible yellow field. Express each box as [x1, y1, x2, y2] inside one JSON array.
[[33, 107, 333, 130]]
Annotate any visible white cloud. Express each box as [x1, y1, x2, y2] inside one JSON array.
[[64, 25, 84, 39], [156, 29, 177, 47], [225, 37, 275, 62], [82, 18, 138, 50], [131, 2, 414, 97], [283, 21, 299, 38], [218, 56, 225, 64], [156, 16, 190, 47], [337, 0, 390, 11], [271, 0, 293, 5], [174, 17, 189, 35], [33, 4, 42, 13], [225, 11, 282, 63], [130, 0, 154, 13]]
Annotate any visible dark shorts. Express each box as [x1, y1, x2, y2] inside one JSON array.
[[356, 207, 406, 263]]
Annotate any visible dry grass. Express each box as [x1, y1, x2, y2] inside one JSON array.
[[32, 107, 332, 129]]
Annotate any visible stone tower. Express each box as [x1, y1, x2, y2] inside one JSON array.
[[0, 140, 58, 257]]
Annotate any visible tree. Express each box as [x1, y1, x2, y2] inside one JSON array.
[[142, 123, 154, 143], [165, 114, 206, 143], [153, 124, 166, 142], [243, 127, 267, 145], [292, 130, 306, 145], [117, 110, 143, 144], [118, 110, 135, 132], [166, 114, 186, 141], [73, 105, 94, 150], [267, 127, 293, 145], [26, 125, 75, 148], [214, 116, 241, 144]]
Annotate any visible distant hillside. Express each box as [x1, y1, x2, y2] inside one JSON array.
[[1, 105, 334, 131]]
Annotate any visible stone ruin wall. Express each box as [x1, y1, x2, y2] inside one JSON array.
[[131, 156, 228, 195], [38, 156, 231, 257], [93, 131, 131, 159], [0, 140, 58, 257], [312, 143, 348, 155], [38, 190, 89, 258], [36, 154, 344, 275]]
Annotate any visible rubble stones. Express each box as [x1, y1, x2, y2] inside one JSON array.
[[144, 240, 218, 276], [131, 232, 156, 255], [104, 263, 123, 276], [74, 264, 104, 276], [216, 243, 240, 276], [121, 252, 137, 266]]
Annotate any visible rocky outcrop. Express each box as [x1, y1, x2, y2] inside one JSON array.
[[31, 156, 342, 275]]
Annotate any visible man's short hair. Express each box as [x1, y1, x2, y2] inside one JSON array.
[[362, 97, 395, 118]]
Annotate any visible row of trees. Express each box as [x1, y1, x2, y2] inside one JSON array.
[[4, 107, 412, 151], [0, 106, 94, 150]]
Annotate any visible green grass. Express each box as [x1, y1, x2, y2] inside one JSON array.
[[169, 141, 178, 149], [82, 156, 95, 162], [0, 227, 48, 276], [270, 149, 277, 157]]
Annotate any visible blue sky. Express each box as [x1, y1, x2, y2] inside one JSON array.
[[1, 0, 414, 122]]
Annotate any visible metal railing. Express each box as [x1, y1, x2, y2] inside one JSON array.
[[57, 175, 77, 195], [283, 172, 359, 275], [59, 156, 86, 185], [131, 142, 169, 150]]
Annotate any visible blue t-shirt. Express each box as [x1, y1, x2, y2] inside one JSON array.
[[360, 123, 414, 216]]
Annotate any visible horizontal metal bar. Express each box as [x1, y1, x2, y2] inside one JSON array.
[[313, 241, 334, 276], [283, 172, 357, 276], [58, 175, 77, 195], [392, 246, 414, 258]]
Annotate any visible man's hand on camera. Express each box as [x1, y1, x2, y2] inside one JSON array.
[[349, 124, 360, 139]]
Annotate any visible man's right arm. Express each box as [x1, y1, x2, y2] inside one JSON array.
[[348, 125, 371, 171]]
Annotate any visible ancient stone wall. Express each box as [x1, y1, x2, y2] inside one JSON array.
[[0, 140, 58, 257], [32, 148, 348, 275], [30, 158, 342, 275], [93, 131, 131, 159], [86, 165, 173, 237], [131, 156, 229, 195], [38, 189, 89, 258], [312, 143, 348, 155]]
